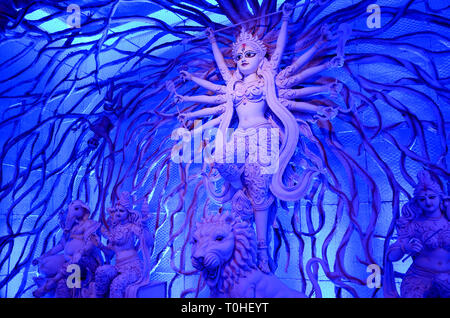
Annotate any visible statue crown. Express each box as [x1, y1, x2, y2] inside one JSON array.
[[414, 170, 443, 196], [232, 29, 267, 59]]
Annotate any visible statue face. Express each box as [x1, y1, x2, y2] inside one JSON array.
[[235, 43, 262, 76], [191, 222, 235, 288], [65, 201, 88, 230], [416, 189, 440, 215], [113, 204, 129, 223]]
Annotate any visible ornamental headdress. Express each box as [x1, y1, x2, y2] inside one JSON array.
[[232, 28, 267, 60], [413, 170, 444, 197], [114, 191, 140, 223], [69, 199, 91, 215]]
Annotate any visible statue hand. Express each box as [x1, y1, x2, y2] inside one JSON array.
[[282, 2, 294, 19], [177, 112, 189, 125], [180, 70, 192, 82], [318, 24, 332, 44], [405, 238, 423, 254], [205, 27, 216, 43], [328, 81, 343, 98], [327, 56, 345, 69], [174, 94, 184, 104], [316, 106, 338, 120]]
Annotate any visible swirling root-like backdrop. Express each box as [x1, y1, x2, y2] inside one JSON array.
[[0, 0, 448, 298]]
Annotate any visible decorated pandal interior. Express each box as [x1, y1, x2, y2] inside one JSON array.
[[0, 0, 449, 298]]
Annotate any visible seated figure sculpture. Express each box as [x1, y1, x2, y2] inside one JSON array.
[[32, 200, 102, 298], [93, 192, 153, 298], [387, 170, 450, 298], [191, 211, 306, 298]]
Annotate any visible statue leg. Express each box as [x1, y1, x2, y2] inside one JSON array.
[[110, 260, 142, 298], [109, 271, 140, 298], [95, 265, 118, 298], [243, 162, 275, 274], [400, 266, 433, 298]]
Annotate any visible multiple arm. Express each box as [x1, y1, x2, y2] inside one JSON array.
[[277, 24, 331, 81], [276, 63, 329, 88], [280, 99, 338, 120], [278, 81, 341, 99], [206, 28, 232, 83], [175, 93, 226, 105], [179, 104, 226, 122], [270, 3, 294, 70], [180, 70, 226, 94]]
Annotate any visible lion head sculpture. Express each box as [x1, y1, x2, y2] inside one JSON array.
[[191, 211, 258, 294]]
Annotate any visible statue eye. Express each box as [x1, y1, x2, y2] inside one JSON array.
[[215, 235, 224, 241], [235, 54, 243, 61], [245, 51, 256, 58], [192, 238, 197, 244]]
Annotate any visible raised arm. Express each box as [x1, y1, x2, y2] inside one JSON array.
[[270, 3, 294, 70], [178, 104, 226, 122], [206, 28, 232, 83], [180, 70, 227, 94], [175, 93, 227, 105], [190, 115, 223, 136], [277, 25, 331, 80], [280, 99, 338, 120], [276, 56, 343, 89], [278, 81, 342, 99]]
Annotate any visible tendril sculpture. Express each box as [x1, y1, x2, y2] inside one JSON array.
[[0, 0, 448, 298]]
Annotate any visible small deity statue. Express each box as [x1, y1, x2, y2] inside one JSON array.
[[171, 3, 341, 274], [386, 170, 450, 298], [32, 200, 102, 298], [93, 192, 153, 298]]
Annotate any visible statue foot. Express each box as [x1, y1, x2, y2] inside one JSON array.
[[257, 257, 272, 274], [257, 241, 274, 274]]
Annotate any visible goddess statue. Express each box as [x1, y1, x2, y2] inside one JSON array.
[[171, 2, 340, 273], [386, 170, 450, 298], [93, 192, 153, 298], [32, 200, 102, 298]]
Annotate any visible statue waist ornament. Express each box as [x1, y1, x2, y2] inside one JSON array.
[[114, 253, 142, 275], [232, 78, 265, 107], [401, 263, 450, 298]]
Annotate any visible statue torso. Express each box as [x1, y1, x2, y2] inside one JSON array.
[[405, 216, 450, 272], [232, 77, 268, 129]]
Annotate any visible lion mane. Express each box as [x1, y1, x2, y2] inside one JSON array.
[[193, 212, 257, 294]]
